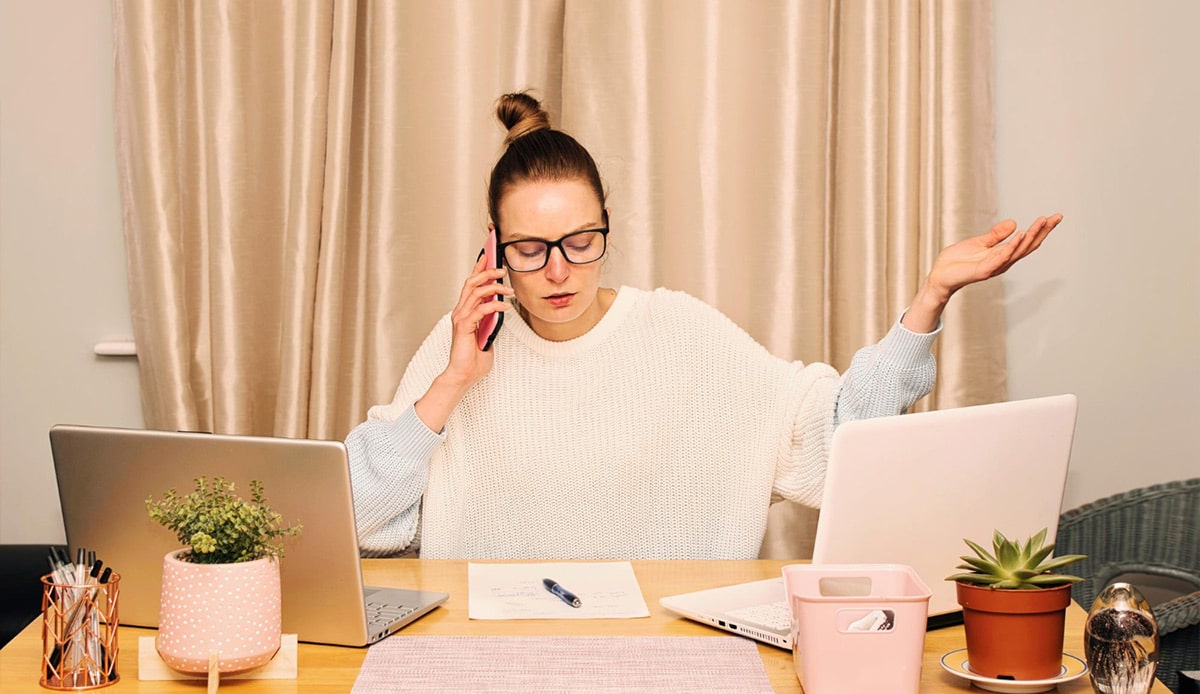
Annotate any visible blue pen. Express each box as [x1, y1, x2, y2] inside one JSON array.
[[542, 578, 581, 608]]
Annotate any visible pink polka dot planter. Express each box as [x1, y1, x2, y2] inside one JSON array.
[[155, 549, 282, 674]]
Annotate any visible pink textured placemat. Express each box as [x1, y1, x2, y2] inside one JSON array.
[[351, 636, 774, 693]]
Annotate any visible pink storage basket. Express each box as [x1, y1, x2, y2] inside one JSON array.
[[782, 564, 931, 694]]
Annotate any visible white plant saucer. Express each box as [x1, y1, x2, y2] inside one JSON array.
[[939, 649, 1088, 693]]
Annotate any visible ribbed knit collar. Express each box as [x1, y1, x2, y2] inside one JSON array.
[[506, 286, 640, 357]]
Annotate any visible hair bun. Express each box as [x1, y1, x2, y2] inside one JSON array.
[[496, 92, 551, 145]]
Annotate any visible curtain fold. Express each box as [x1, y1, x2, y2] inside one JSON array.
[[113, 0, 338, 434], [114, 0, 1001, 448]]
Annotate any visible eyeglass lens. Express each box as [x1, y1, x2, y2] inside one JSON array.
[[503, 229, 607, 272]]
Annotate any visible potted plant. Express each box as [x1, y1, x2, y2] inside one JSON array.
[[146, 476, 301, 674], [946, 528, 1086, 681]]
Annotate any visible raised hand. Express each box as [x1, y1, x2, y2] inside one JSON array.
[[928, 214, 1063, 299], [414, 252, 512, 433], [902, 214, 1063, 333], [444, 253, 511, 387]]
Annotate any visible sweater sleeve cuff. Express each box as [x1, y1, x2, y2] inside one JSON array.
[[374, 404, 445, 484], [883, 310, 941, 364]]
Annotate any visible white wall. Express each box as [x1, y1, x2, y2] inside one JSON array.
[[995, 0, 1200, 510], [2, 2, 1196, 543], [1, 2, 144, 544]]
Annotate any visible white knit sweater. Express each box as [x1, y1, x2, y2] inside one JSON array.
[[347, 287, 937, 559]]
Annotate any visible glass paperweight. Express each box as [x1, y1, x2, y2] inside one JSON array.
[[1084, 582, 1160, 694]]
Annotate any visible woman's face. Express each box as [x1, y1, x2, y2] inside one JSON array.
[[495, 178, 607, 341]]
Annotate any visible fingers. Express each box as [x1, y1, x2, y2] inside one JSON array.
[[1007, 213, 1060, 263], [452, 278, 511, 330], [985, 213, 1060, 251], [450, 261, 513, 352], [992, 237, 1026, 275], [984, 219, 1019, 246], [457, 300, 509, 334], [451, 255, 487, 315], [1023, 213, 1062, 256], [992, 213, 1062, 274], [452, 262, 510, 316], [983, 236, 1021, 276]]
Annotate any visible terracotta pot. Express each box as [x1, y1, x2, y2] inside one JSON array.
[[955, 582, 1071, 680], [155, 549, 281, 674]]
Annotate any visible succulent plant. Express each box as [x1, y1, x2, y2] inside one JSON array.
[[946, 528, 1086, 589]]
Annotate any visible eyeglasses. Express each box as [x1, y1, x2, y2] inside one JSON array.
[[496, 213, 610, 273]]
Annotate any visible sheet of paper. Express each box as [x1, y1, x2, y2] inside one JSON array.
[[468, 561, 650, 619]]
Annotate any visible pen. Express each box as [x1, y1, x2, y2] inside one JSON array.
[[542, 578, 581, 608]]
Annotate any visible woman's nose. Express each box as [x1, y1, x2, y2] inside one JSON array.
[[544, 246, 570, 282]]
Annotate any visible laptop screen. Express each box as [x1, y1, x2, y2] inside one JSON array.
[[50, 425, 384, 645], [811, 394, 1078, 622]]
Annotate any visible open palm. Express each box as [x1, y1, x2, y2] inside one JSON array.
[[929, 214, 1063, 298]]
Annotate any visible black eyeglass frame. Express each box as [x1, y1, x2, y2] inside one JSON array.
[[495, 211, 610, 273]]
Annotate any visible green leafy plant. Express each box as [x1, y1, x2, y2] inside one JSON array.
[[946, 528, 1086, 589], [146, 476, 301, 565]]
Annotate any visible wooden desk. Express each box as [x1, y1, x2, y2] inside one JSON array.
[[0, 559, 1170, 692]]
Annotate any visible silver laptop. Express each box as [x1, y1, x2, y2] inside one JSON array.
[[660, 394, 1078, 648], [49, 424, 448, 647]]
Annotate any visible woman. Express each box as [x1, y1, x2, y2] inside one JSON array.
[[347, 92, 1061, 560]]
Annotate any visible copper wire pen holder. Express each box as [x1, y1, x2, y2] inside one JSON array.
[[40, 573, 121, 690]]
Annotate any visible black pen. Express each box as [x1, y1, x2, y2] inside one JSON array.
[[542, 578, 581, 608]]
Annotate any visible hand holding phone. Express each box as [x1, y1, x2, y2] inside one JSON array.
[[476, 229, 504, 351]]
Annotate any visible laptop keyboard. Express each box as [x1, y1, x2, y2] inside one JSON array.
[[366, 599, 420, 627], [725, 600, 792, 631]]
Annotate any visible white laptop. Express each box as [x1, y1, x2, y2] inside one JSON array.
[[660, 394, 1078, 649], [49, 424, 448, 647]]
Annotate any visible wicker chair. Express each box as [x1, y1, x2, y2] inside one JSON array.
[[1056, 478, 1200, 693]]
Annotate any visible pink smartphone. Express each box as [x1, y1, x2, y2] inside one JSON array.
[[476, 229, 504, 351]]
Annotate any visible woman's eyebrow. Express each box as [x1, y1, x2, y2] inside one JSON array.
[[504, 219, 605, 241]]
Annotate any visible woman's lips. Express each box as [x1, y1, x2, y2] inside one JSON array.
[[545, 293, 574, 308]]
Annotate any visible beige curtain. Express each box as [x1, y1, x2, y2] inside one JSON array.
[[113, 0, 565, 436], [114, 1, 1001, 554], [561, 0, 1002, 404]]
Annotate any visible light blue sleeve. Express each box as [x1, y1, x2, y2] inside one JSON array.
[[835, 315, 940, 425], [345, 404, 445, 557]]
